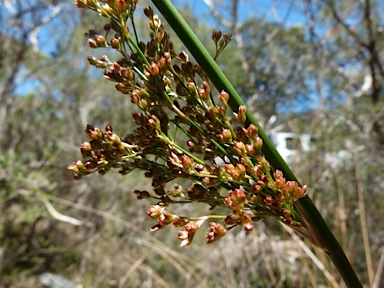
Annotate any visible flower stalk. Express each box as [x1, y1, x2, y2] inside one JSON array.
[[70, 1, 362, 286], [151, 1, 362, 287]]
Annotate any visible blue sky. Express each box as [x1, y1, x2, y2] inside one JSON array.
[[174, 0, 307, 27]]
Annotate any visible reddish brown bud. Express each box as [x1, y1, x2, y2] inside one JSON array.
[[116, 0, 128, 14], [144, 6, 154, 19], [80, 142, 92, 156], [158, 56, 168, 70], [105, 125, 113, 132], [202, 81, 210, 95], [95, 35, 106, 46], [75, 0, 88, 8], [134, 190, 150, 199], [101, 3, 113, 15], [243, 222, 254, 232], [263, 195, 273, 205], [148, 115, 161, 130], [173, 217, 189, 227], [246, 124, 258, 140], [87, 39, 98, 48], [245, 143, 255, 156], [282, 209, 291, 218], [229, 188, 247, 204], [121, 68, 134, 80], [84, 160, 97, 170], [110, 36, 120, 49], [178, 221, 199, 247], [224, 215, 237, 225], [252, 184, 263, 193], [242, 213, 251, 224], [181, 155, 194, 173], [251, 165, 263, 177], [70, 160, 85, 172], [221, 129, 232, 143], [236, 163, 246, 178], [235, 106, 246, 126], [89, 128, 103, 140], [254, 137, 263, 150], [158, 211, 178, 226], [186, 82, 197, 93], [219, 91, 229, 107], [186, 140, 196, 149], [206, 222, 227, 244], [106, 132, 120, 143], [147, 205, 162, 219], [150, 62, 159, 76], [233, 141, 246, 155]]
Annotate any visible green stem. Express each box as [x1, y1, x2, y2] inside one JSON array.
[[151, 1, 362, 287]]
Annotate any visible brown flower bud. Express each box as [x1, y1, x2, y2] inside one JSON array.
[[87, 39, 98, 48], [75, 160, 86, 171], [224, 215, 236, 225], [219, 91, 229, 107], [181, 155, 194, 173], [221, 129, 232, 143], [235, 106, 246, 126], [134, 190, 150, 199], [80, 142, 92, 156], [158, 56, 169, 70], [186, 82, 197, 93], [254, 137, 263, 151], [150, 62, 159, 76], [138, 98, 148, 110], [144, 6, 154, 19], [106, 132, 120, 143], [235, 163, 246, 179], [251, 165, 263, 177], [233, 141, 246, 156], [95, 35, 106, 46], [89, 128, 103, 140], [246, 124, 258, 140], [75, 0, 88, 8], [263, 195, 273, 205], [147, 205, 162, 219], [173, 217, 189, 227], [211, 30, 222, 43], [243, 222, 254, 232], [282, 209, 291, 218], [206, 222, 227, 244], [178, 221, 199, 247], [110, 36, 120, 49], [229, 188, 247, 204], [116, 0, 128, 14], [252, 184, 263, 193], [84, 160, 97, 170], [242, 213, 252, 223], [245, 143, 255, 156], [121, 68, 134, 80], [186, 140, 196, 149]]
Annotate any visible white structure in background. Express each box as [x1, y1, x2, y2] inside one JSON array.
[[268, 132, 316, 164]]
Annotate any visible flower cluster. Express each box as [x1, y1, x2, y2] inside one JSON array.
[[70, 1, 308, 246]]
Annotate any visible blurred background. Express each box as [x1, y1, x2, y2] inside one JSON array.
[[1, 0, 383, 287]]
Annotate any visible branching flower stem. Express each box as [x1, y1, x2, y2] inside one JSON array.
[[150, 1, 362, 287], [71, 0, 362, 286]]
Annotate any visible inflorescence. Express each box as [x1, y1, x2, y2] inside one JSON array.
[[70, 0, 307, 246]]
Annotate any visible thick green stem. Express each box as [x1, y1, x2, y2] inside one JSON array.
[[151, 1, 362, 287]]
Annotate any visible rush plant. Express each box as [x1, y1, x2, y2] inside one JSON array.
[[69, 1, 361, 286]]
